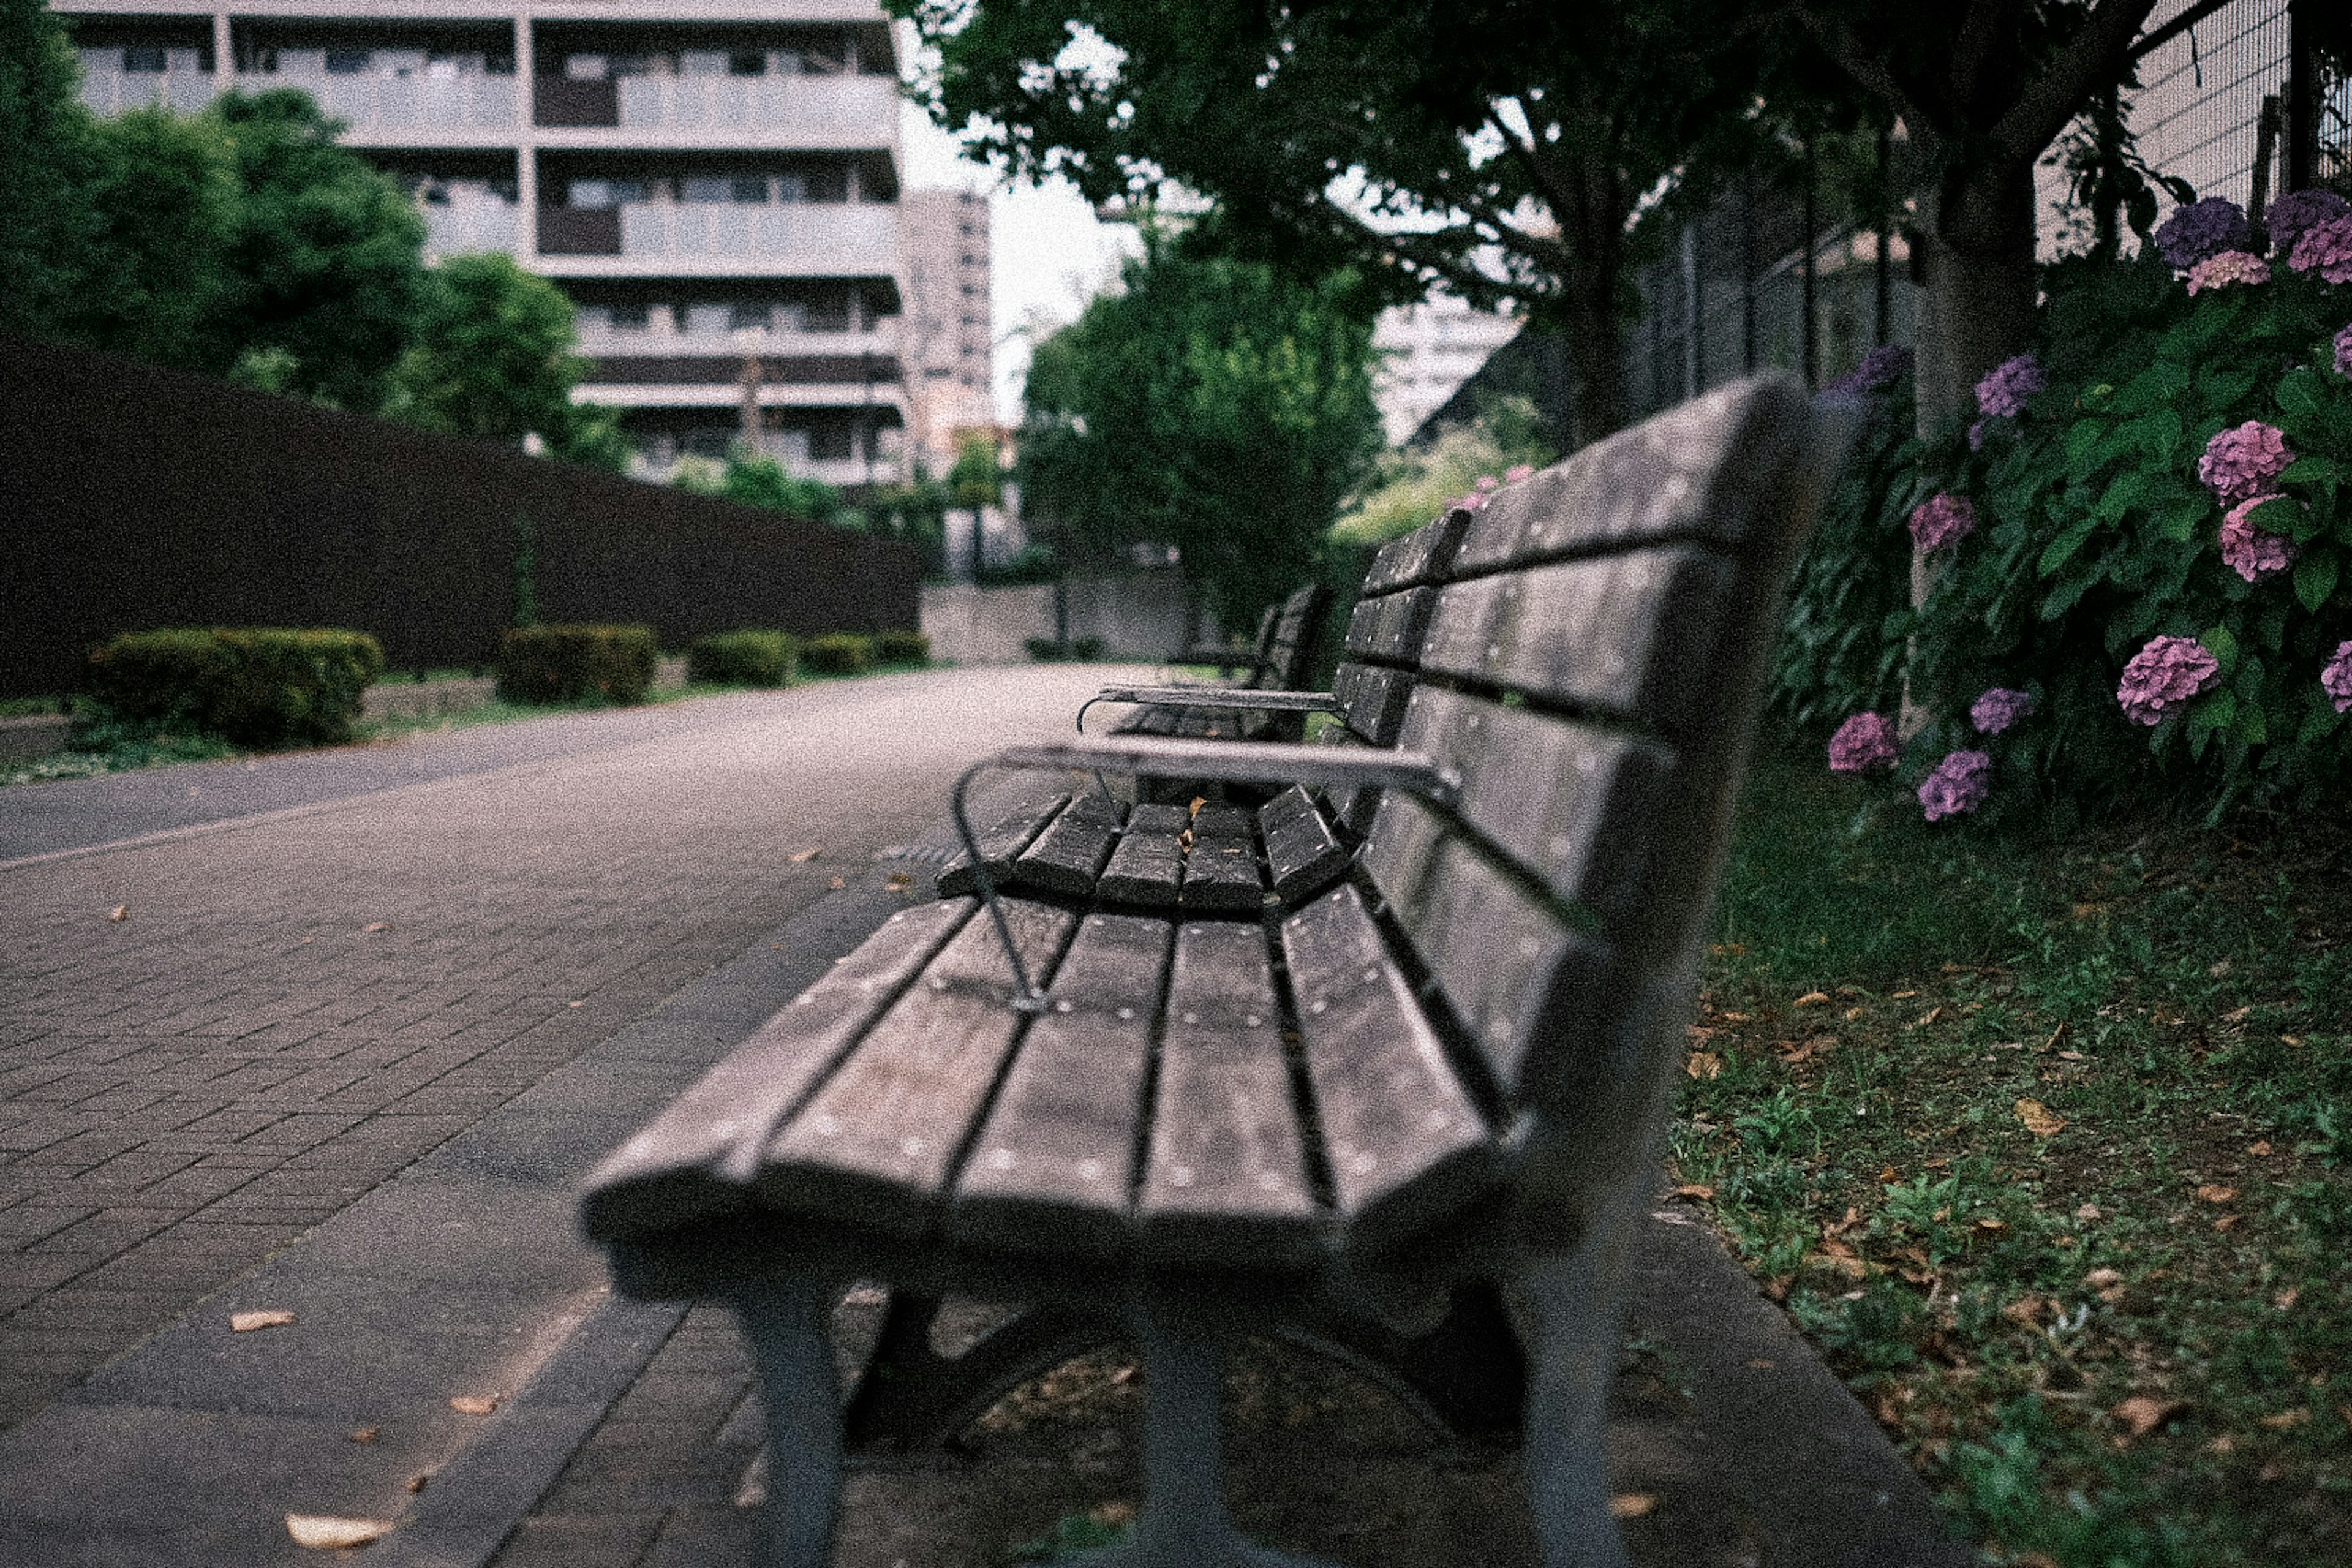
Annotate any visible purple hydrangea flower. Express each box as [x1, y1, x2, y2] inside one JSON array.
[[1975, 353, 2046, 419], [1822, 344, 1915, 400], [1909, 492, 1977, 553], [1970, 687, 2038, 736], [2187, 250, 2269, 294], [2323, 640, 2352, 715], [2219, 496, 2301, 582], [2264, 189, 2351, 255], [2288, 215, 2352, 285], [2117, 636, 2222, 727], [2337, 323, 2352, 379], [2155, 198, 2253, 270], [1918, 750, 1992, 822], [1828, 712, 1899, 774], [2198, 421, 2294, 507]]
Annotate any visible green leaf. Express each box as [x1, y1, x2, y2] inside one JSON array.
[[2199, 366, 2256, 415], [2114, 361, 2191, 414], [2040, 570, 2098, 619], [2094, 470, 2149, 522], [2038, 516, 2100, 577], [2203, 624, 2239, 673], [2278, 368, 2328, 422], [2277, 455, 2340, 488], [2065, 418, 2106, 477], [2295, 548, 2340, 613], [2155, 495, 2209, 543], [2189, 688, 2237, 737], [2234, 701, 2268, 747]]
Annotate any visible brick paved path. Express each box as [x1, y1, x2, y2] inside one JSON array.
[[0, 667, 1127, 1430]]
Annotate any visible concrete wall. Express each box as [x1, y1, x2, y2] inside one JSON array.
[[921, 570, 1200, 665]]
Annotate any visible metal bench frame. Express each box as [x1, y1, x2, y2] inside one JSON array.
[[582, 377, 1847, 1568]]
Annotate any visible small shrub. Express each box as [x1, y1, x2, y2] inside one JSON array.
[[688, 630, 797, 687], [874, 628, 930, 665], [82, 627, 385, 746], [496, 624, 657, 705], [799, 633, 873, 676], [1069, 635, 1106, 660], [1025, 636, 1068, 662]]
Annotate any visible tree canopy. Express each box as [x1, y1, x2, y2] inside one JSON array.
[[1017, 233, 1382, 631], [893, 0, 1770, 447]]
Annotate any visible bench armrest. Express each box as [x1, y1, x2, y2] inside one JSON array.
[[951, 737, 1458, 1011], [1076, 686, 1340, 733]]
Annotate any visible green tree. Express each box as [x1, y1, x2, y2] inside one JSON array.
[[64, 107, 241, 369], [1017, 235, 1381, 631], [390, 252, 588, 441], [894, 0, 1766, 448], [208, 88, 426, 411], [0, 0, 95, 338], [715, 449, 847, 522]]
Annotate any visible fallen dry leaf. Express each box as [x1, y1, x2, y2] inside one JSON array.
[[1890, 989, 1918, 1000], [2111, 1396, 2187, 1438], [449, 1395, 499, 1417], [2221, 1005, 2253, 1023], [1670, 1183, 1715, 1203], [2015, 1098, 2067, 1137], [2260, 1408, 2311, 1430], [2083, 1268, 2124, 1289], [1845, 1005, 1866, 1022], [405, 1475, 429, 1494], [2282, 1035, 2305, 1047], [2057, 1049, 2087, 1062], [105, 905, 129, 922], [287, 1515, 393, 1550], [789, 846, 823, 862], [828, 876, 846, 890], [1975, 1216, 2008, 1233], [2195, 1185, 2237, 1205], [2075, 1202, 2103, 1221], [1607, 1493, 1657, 1520], [1793, 990, 1830, 1008], [2213, 1213, 2242, 1231], [1912, 1006, 1946, 1028], [1879, 1164, 1900, 1183], [1684, 1052, 1722, 1080], [2014, 1553, 2062, 1568], [2275, 1287, 2300, 1311], [1719, 1011, 1752, 1023], [231, 1310, 296, 1333], [2250, 1140, 2275, 1156], [362, 921, 391, 933], [347, 1427, 379, 1444], [2209, 959, 2231, 978]]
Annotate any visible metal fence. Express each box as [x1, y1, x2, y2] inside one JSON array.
[[1623, 0, 2350, 422]]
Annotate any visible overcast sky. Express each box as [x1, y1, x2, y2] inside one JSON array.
[[898, 96, 1138, 426]]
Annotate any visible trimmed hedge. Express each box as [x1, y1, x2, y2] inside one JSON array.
[[800, 633, 873, 676], [875, 628, 931, 665], [1025, 636, 1106, 662], [688, 630, 797, 687], [83, 627, 385, 745], [496, 624, 658, 705]]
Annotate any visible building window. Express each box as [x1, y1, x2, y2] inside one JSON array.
[[729, 303, 771, 331], [325, 49, 371, 74], [122, 45, 169, 72], [611, 303, 651, 330], [729, 50, 765, 76]]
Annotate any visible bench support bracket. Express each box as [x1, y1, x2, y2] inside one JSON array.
[[727, 1271, 844, 1568]]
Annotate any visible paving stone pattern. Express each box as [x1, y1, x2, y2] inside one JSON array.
[[0, 666, 1127, 1431]]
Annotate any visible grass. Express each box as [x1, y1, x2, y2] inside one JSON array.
[[0, 660, 942, 787], [1683, 739, 2352, 1567]]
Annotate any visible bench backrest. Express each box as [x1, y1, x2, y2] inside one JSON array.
[[1351, 376, 1836, 1194]]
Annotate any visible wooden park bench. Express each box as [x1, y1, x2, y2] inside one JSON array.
[[1106, 582, 1332, 742], [579, 374, 1844, 1568]]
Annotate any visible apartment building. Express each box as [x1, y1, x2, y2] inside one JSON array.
[[897, 187, 994, 475], [61, 0, 908, 489], [1370, 295, 1522, 447]]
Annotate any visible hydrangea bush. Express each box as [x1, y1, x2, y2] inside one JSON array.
[[1785, 191, 2352, 822]]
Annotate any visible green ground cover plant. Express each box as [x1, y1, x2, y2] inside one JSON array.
[[1683, 740, 2352, 1566], [875, 629, 932, 666]]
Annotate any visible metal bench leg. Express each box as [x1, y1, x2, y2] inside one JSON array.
[[1060, 1298, 1341, 1568], [1520, 1231, 1637, 1568], [728, 1272, 844, 1568]]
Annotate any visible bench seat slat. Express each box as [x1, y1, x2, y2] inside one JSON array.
[[1098, 826, 1185, 907], [1178, 808, 1264, 913], [1140, 922, 1320, 1267], [754, 899, 1078, 1238], [578, 898, 974, 1243], [1281, 885, 1496, 1254], [1398, 688, 1675, 927], [1418, 546, 1733, 734], [1362, 794, 1614, 1103], [1359, 505, 1471, 594], [938, 794, 1072, 897], [1259, 785, 1352, 905], [948, 913, 1172, 1259], [1343, 586, 1436, 663], [1011, 794, 1124, 896], [1330, 662, 1414, 745]]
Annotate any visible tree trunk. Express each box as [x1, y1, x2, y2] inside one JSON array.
[[1559, 260, 1627, 452], [1911, 160, 2040, 443]]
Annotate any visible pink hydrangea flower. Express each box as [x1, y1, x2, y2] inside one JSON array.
[[1828, 712, 1899, 774], [1918, 750, 1992, 822], [2186, 250, 2269, 294], [2335, 322, 2352, 379], [1970, 687, 2038, 735], [2288, 215, 2352, 284], [1503, 463, 1535, 484], [1975, 353, 2046, 419], [1909, 492, 1976, 553], [2323, 640, 2352, 715], [2117, 636, 2222, 726], [2218, 496, 2301, 582], [1453, 492, 1487, 512], [1473, 474, 1501, 493], [2198, 421, 2293, 506]]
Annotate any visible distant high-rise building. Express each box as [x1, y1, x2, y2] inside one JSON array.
[[898, 188, 995, 475], [62, 0, 909, 489], [1370, 295, 1521, 447]]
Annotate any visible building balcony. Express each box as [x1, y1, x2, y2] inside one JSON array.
[[423, 201, 518, 257], [265, 69, 518, 141], [535, 203, 898, 277], [573, 322, 897, 358], [79, 67, 222, 118], [572, 379, 906, 412], [530, 72, 897, 141]]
